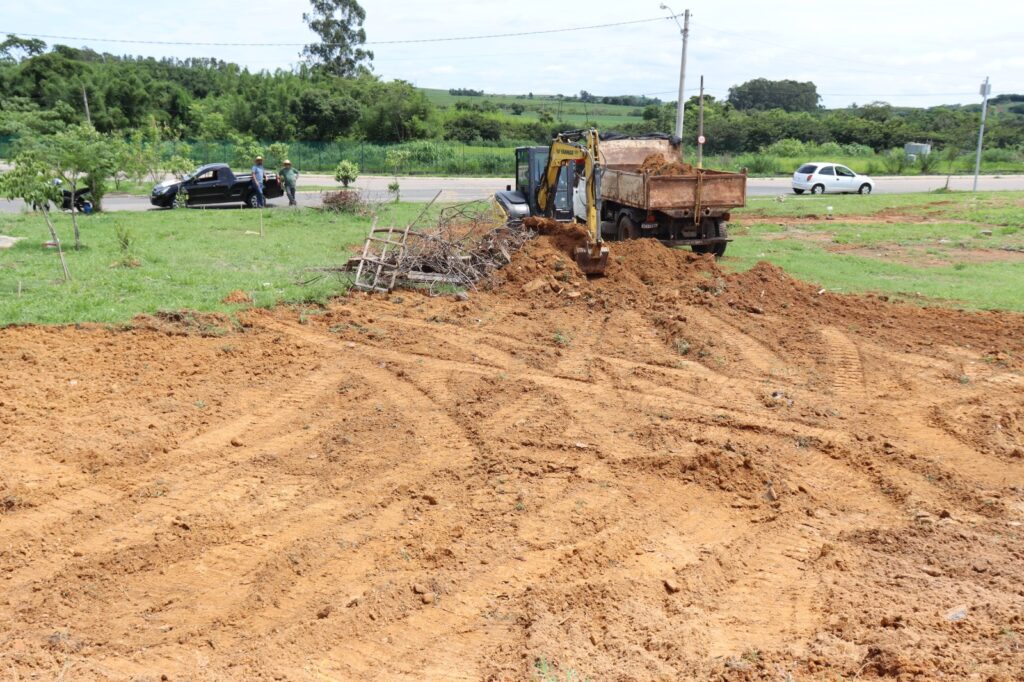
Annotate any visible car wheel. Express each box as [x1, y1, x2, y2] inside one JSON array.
[[170, 197, 181, 209], [617, 215, 639, 241], [811, 184, 825, 195], [858, 183, 872, 195], [793, 188, 805, 195]]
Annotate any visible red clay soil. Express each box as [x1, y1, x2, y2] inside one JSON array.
[[639, 152, 696, 177], [2, 230, 1024, 680]]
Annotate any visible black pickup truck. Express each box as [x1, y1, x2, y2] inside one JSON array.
[[150, 163, 284, 208]]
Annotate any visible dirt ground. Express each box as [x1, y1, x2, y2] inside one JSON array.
[[2, 227, 1024, 681]]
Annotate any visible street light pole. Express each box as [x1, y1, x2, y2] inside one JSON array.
[[973, 76, 991, 193], [661, 5, 690, 159]]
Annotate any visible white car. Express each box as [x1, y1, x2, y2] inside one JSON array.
[[792, 162, 874, 195]]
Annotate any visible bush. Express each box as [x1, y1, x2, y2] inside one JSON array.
[[840, 143, 875, 157], [762, 138, 805, 157], [981, 147, 1021, 163], [917, 151, 940, 174], [321, 189, 369, 214], [334, 160, 359, 187], [739, 153, 781, 175], [882, 149, 908, 175]]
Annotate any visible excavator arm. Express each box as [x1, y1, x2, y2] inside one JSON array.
[[536, 129, 609, 275]]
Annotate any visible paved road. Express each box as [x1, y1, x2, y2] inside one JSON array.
[[2, 173, 1023, 213]]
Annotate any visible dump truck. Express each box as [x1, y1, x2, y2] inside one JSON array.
[[495, 131, 747, 259]]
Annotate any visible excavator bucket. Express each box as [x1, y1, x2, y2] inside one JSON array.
[[575, 243, 610, 276]]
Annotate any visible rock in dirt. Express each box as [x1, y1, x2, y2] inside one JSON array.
[[412, 584, 427, 595], [421, 593, 435, 604], [316, 605, 332, 619], [920, 566, 942, 577], [230, 438, 244, 447], [523, 277, 549, 294], [663, 578, 681, 594]]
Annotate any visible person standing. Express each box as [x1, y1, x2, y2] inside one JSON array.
[[251, 155, 266, 208], [279, 159, 299, 206]]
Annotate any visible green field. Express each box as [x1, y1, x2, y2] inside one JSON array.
[[421, 88, 646, 129], [0, 203, 437, 325], [1, 191, 1022, 326], [728, 191, 1024, 311]]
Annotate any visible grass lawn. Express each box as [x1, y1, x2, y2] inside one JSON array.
[[0, 203, 438, 325], [727, 191, 1024, 311]]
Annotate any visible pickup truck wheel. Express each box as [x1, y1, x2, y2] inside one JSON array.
[[244, 193, 259, 209], [617, 216, 639, 241], [811, 184, 825, 195]]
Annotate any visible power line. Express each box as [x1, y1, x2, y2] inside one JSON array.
[[0, 15, 679, 48]]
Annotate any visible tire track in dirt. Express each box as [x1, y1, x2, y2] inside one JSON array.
[[681, 306, 790, 377], [0, 356, 356, 596], [818, 326, 866, 400]]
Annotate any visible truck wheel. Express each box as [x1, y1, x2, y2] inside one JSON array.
[[811, 184, 825, 195], [692, 218, 726, 258], [617, 216, 639, 241], [245, 193, 259, 209]]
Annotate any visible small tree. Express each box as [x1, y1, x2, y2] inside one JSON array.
[[0, 158, 70, 281], [31, 123, 119, 248], [335, 159, 359, 188]]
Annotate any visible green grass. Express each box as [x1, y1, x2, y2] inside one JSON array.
[[421, 88, 645, 128], [726, 191, 1024, 311], [0, 203, 436, 325]]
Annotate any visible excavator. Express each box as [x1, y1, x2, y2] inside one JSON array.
[[495, 129, 609, 275]]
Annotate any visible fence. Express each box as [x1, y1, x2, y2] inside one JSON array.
[[172, 140, 517, 177]]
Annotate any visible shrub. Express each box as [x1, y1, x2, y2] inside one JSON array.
[[740, 154, 781, 175], [882, 149, 908, 175], [762, 138, 805, 157], [917, 151, 940, 174], [334, 160, 359, 187]]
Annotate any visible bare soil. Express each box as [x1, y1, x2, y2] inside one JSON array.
[[639, 153, 696, 177], [2, 229, 1024, 680]]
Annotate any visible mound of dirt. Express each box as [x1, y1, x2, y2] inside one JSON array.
[[639, 152, 696, 176], [222, 290, 253, 304], [3, 234, 1024, 679]]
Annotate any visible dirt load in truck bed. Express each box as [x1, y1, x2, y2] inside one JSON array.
[[639, 152, 697, 176], [3, 228, 1024, 680]]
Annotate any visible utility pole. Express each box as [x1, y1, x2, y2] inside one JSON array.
[[697, 75, 705, 168], [972, 76, 991, 192], [82, 85, 91, 126], [661, 5, 689, 159]]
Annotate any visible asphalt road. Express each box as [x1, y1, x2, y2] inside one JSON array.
[[2, 173, 1023, 213]]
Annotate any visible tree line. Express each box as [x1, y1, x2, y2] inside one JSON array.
[[1, 34, 1022, 157]]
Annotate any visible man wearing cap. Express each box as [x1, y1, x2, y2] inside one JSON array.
[[279, 159, 299, 206], [251, 156, 266, 208]]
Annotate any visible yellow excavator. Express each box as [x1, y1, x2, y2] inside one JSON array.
[[495, 128, 609, 275]]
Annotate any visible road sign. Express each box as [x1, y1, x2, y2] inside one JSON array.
[[697, 135, 706, 144]]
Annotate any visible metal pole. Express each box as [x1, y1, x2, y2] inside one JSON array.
[[972, 76, 991, 192], [697, 75, 705, 168]]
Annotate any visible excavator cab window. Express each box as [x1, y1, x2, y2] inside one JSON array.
[[515, 148, 530, 194]]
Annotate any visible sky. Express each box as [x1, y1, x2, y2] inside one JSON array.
[[2, 0, 1022, 108]]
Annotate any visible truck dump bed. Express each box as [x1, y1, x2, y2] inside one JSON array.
[[598, 139, 746, 217]]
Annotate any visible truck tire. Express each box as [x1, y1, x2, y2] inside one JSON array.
[[244, 193, 260, 209], [617, 215, 639, 241], [692, 218, 727, 258]]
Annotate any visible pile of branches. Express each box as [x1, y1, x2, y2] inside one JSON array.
[[350, 201, 535, 293], [399, 220, 534, 291]]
